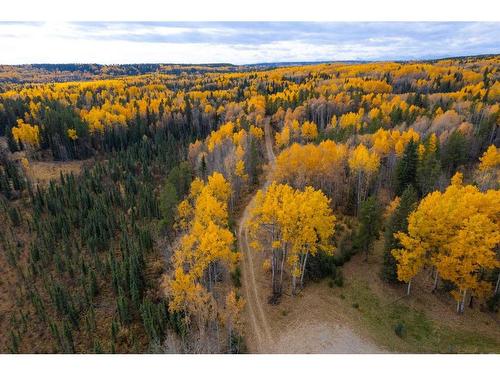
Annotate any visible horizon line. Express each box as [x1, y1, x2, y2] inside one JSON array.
[[1, 53, 499, 67]]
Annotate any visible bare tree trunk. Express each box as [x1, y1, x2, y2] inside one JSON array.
[[407, 279, 412, 296], [461, 289, 467, 314], [457, 289, 467, 314], [279, 247, 286, 295], [271, 249, 276, 295], [271, 229, 277, 296], [495, 273, 500, 295], [489, 122, 497, 144], [432, 270, 439, 293], [300, 251, 309, 288]]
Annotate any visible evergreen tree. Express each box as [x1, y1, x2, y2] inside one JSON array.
[[442, 131, 468, 173], [248, 138, 262, 186], [382, 186, 418, 283], [159, 181, 178, 234], [417, 145, 442, 196], [355, 196, 382, 261], [167, 161, 192, 198], [395, 139, 418, 195], [200, 154, 207, 181]]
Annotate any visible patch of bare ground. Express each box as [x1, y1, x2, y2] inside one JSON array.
[[250, 249, 384, 353], [28, 159, 88, 186]]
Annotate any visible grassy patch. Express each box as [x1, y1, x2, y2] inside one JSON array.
[[340, 278, 500, 353]]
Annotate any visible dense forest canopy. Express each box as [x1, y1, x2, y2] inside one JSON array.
[[0, 55, 499, 353]]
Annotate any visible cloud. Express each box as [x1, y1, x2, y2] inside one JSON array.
[[0, 22, 498, 64]]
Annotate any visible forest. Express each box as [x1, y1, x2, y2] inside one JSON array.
[[0, 55, 499, 353]]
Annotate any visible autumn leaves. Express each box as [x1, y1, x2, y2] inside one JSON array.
[[153, 57, 500, 334], [392, 172, 500, 312], [260, 121, 499, 313], [11, 119, 40, 148], [249, 183, 335, 298], [164, 173, 243, 347]]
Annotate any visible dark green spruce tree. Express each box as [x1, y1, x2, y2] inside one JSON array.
[[382, 185, 418, 283], [355, 196, 382, 261], [395, 139, 418, 196]]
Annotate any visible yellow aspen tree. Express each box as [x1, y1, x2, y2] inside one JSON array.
[[249, 125, 264, 140], [291, 119, 301, 140], [476, 145, 500, 190], [301, 121, 318, 142], [223, 290, 245, 353], [417, 144, 426, 160], [394, 139, 405, 157], [249, 183, 294, 297], [435, 213, 499, 313], [165, 268, 216, 329], [372, 129, 391, 157], [288, 186, 335, 293], [167, 172, 237, 329], [275, 126, 290, 148], [384, 196, 401, 220], [249, 183, 335, 296], [393, 173, 500, 308], [12, 119, 40, 148], [427, 133, 438, 154], [348, 144, 380, 212], [273, 140, 348, 198], [479, 145, 500, 171], [67, 128, 78, 140], [339, 111, 363, 131]]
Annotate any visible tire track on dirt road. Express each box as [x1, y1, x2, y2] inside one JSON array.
[[238, 121, 275, 353]]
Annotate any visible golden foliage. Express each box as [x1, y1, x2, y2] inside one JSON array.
[[301, 121, 318, 141], [392, 173, 500, 300], [273, 140, 348, 190], [12, 119, 40, 147], [479, 145, 500, 171], [167, 172, 238, 325], [348, 144, 380, 174], [249, 182, 336, 292]]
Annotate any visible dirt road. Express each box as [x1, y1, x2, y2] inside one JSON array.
[[238, 122, 384, 354], [238, 121, 275, 352]]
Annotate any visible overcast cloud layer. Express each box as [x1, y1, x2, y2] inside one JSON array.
[[0, 22, 499, 64]]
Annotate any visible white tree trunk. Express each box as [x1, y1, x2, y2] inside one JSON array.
[[300, 251, 309, 288], [432, 270, 439, 292], [279, 247, 286, 294], [457, 289, 467, 314], [271, 250, 276, 295], [461, 289, 467, 314]]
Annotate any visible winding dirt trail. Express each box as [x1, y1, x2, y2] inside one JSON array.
[[238, 122, 383, 353], [238, 121, 275, 352]]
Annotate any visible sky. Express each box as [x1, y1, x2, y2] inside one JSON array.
[[0, 22, 499, 65]]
